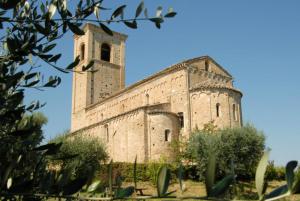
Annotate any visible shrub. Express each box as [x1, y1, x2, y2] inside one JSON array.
[[97, 162, 148, 187], [265, 161, 286, 181], [49, 132, 108, 180], [186, 123, 265, 180], [96, 161, 179, 186]]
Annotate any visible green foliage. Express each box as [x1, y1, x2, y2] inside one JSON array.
[[170, 135, 189, 165], [0, 0, 176, 96], [266, 161, 285, 181], [0, 112, 47, 190], [134, 156, 137, 189], [97, 162, 156, 185], [187, 124, 265, 180], [48, 132, 108, 181], [146, 161, 166, 185], [0, 0, 176, 199], [178, 163, 184, 193]]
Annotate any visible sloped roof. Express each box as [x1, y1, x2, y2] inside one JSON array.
[[86, 56, 235, 110], [185, 56, 233, 78]]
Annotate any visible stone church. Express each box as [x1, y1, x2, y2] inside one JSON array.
[[70, 23, 243, 162]]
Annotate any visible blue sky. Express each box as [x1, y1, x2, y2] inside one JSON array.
[[25, 0, 300, 165]]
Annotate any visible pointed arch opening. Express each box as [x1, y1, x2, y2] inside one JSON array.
[[216, 103, 220, 117], [104, 124, 109, 142], [164, 129, 171, 142], [178, 112, 184, 128], [101, 43, 111, 62], [233, 104, 237, 121], [80, 43, 85, 60]]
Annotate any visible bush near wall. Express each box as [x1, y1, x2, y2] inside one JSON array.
[[48, 132, 108, 181], [186, 124, 265, 181], [95, 161, 186, 186]]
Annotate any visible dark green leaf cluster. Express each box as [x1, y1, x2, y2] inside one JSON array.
[[0, 1, 176, 199], [0, 130, 108, 200], [0, 112, 47, 192]]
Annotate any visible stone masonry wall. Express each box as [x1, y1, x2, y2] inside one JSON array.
[[81, 68, 189, 134], [190, 88, 242, 130], [148, 112, 180, 161], [75, 108, 147, 162]]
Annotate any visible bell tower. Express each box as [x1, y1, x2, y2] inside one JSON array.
[[71, 23, 127, 130]]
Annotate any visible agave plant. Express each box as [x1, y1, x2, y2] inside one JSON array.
[[205, 152, 235, 198], [255, 149, 300, 201], [156, 165, 173, 197]]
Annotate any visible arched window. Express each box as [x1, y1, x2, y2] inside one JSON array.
[[101, 43, 111, 62], [233, 104, 237, 121], [178, 112, 184, 128], [104, 124, 109, 142], [164, 129, 171, 142], [80, 44, 85, 60], [205, 60, 209, 71], [216, 103, 220, 117]]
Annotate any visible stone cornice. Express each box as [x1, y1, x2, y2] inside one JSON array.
[[73, 23, 128, 41], [189, 84, 243, 96], [187, 65, 232, 82], [71, 103, 170, 136], [185, 56, 232, 78], [148, 110, 179, 118], [85, 56, 237, 111], [94, 59, 121, 69]]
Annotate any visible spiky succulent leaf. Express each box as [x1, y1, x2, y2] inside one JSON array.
[[292, 178, 300, 194], [210, 174, 234, 197], [205, 152, 216, 197], [134, 155, 137, 189], [264, 185, 289, 200], [255, 149, 270, 200], [178, 163, 184, 192], [286, 161, 298, 191], [114, 186, 135, 198], [87, 180, 101, 193], [157, 166, 171, 197], [108, 160, 113, 195]]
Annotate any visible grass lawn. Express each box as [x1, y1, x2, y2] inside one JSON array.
[[122, 180, 300, 200], [45, 180, 300, 200]]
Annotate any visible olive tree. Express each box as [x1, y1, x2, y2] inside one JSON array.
[[48, 131, 108, 181], [0, 0, 176, 198], [187, 124, 265, 180]]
